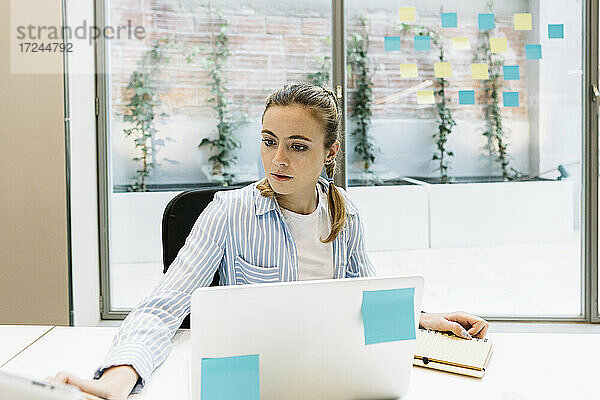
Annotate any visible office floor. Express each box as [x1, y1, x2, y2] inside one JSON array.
[[110, 240, 583, 320]]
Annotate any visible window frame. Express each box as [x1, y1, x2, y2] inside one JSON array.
[[584, 0, 600, 322]]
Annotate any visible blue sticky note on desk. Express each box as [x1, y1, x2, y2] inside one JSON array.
[[361, 287, 416, 345], [503, 92, 520, 107], [414, 36, 431, 51], [384, 36, 402, 51], [503, 65, 520, 80], [478, 13, 495, 30], [525, 44, 542, 60], [441, 12, 458, 28], [548, 24, 564, 39], [459, 90, 475, 105], [201, 354, 260, 400]]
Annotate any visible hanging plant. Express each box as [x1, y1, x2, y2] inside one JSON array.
[[402, 23, 456, 183], [196, 7, 247, 186], [473, 0, 522, 180], [347, 15, 380, 184], [122, 38, 174, 192]]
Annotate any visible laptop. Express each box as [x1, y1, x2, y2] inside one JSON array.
[[190, 275, 424, 400], [0, 370, 85, 400]]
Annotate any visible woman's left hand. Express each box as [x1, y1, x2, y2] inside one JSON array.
[[419, 311, 489, 340]]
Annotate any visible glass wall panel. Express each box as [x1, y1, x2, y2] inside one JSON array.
[[345, 0, 583, 317], [103, 0, 332, 310]]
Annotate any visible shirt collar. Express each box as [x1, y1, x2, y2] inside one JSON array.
[[253, 176, 357, 216]]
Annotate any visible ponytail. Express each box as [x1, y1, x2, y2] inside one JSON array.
[[320, 160, 347, 243]]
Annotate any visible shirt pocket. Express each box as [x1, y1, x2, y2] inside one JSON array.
[[345, 268, 360, 278], [234, 255, 280, 285]]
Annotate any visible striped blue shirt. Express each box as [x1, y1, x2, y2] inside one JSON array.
[[94, 176, 375, 392]]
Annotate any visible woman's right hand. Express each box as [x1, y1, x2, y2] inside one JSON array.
[[45, 365, 139, 400]]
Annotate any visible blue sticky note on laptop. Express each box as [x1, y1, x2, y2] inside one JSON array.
[[459, 90, 476, 105], [414, 36, 431, 51], [503, 92, 520, 107], [503, 65, 520, 80], [384, 36, 402, 51], [525, 44, 542, 60], [441, 12, 458, 28], [548, 24, 564, 39], [478, 13, 495, 30], [201, 354, 260, 400], [361, 287, 416, 345]]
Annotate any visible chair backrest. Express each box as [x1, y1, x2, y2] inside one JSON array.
[[161, 184, 246, 328]]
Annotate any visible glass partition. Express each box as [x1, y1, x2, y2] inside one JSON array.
[[345, 0, 583, 318], [102, 0, 332, 311], [99, 0, 589, 320]]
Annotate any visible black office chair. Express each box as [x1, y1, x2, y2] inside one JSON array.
[[161, 184, 246, 328]]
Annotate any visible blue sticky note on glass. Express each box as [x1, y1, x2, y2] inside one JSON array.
[[459, 90, 476, 105], [201, 355, 260, 400], [525, 44, 542, 60], [414, 36, 431, 51], [503, 92, 520, 107], [503, 65, 520, 80], [384, 36, 402, 51], [548, 24, 564, 39], [361, 287, 416, 345], [478, 13, 495, 30], [441, 12, 458, 28]]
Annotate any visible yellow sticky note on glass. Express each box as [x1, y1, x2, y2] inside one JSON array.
[[471, 63, 489, 80], [400, 63, 419, 78], [490, 38, 508, 53], [434, 62, 452, 78], [452, 37, 471, 50], [398, 6, 416, 22], [514, 13, 532, 31], [417, 90, 435, 105]]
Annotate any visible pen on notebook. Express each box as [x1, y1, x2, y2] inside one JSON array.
[[461, 329, 473, 340]]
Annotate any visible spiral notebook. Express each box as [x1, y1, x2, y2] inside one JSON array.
[[413, 328, 493, 378]]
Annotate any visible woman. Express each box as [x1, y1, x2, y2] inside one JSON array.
[[49, 82, 489, 399]]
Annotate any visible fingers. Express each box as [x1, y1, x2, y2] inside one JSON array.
[[467, 320, 487, 338], [478, 322, 490, 338], [46, 371, 71, 384], [446, 311, 490, 339], [447, 311, 483, 327], [44, 371, 107, 399], [438, 319, 472, 340], [63, 375, 107, 398]]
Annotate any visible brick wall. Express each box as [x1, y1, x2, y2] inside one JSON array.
[[109, 2, 528, 122], [107, 1, 532, 184], [109, 1, 331, 121]]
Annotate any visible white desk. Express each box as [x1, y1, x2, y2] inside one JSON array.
[[0, 325, 53, 367], [0, 327, 190, 399], [1, 327, 598, 399], [408, 333, 599, 398]]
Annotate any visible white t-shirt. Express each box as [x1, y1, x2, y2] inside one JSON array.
[[280, 185, 334, 280]]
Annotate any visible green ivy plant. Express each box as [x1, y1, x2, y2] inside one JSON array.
[[122, 38, 174, 192], [347, 15, 380, 184], [307, 36, 331, 87], [307, 54, 331, 88], [197, 8, 247, 186], [473, 0, 522, 181], [402, 23, 456, 183]]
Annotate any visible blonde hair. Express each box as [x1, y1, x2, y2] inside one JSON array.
[[256, 82, 347, 243]]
